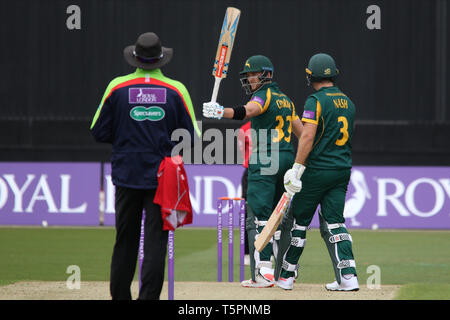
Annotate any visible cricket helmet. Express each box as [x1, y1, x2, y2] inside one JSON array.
[[239, 55, 274, 94], [305, 53, 339, 85]]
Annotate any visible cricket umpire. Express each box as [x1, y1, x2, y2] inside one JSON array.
[[91, 32, 199, 299]]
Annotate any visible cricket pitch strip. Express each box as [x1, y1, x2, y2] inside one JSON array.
[[0, 281, 400, 300]]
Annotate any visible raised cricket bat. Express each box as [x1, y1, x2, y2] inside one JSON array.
[[254, 192, 293, 252], [210, 7, 241, 103]]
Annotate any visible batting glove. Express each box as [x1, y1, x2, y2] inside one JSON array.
[[203, 102, 224, 119], [284, 163, 306, 196]]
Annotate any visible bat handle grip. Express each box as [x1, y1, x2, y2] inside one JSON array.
[[210, 77, 222, 103]]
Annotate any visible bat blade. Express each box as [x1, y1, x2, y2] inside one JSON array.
[[254, 192, 293, 253], [212, 7, 241, 79]]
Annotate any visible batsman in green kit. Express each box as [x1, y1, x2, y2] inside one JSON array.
[[273, 53, 359, 291], [203, 55, 303, 288]]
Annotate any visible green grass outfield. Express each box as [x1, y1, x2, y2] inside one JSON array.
[[0, 227, 449, 299]]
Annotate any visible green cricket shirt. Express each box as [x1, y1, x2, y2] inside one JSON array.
[[301, 86, 355, 169], [248, 82, 298, 166]]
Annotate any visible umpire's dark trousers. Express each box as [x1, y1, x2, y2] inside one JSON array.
[[110, 186, 168, 300]]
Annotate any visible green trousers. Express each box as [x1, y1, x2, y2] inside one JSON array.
[[246, 150, 294, 261], [280, 168, 357, 279]]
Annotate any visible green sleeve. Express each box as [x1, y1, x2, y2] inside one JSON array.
[[248, 88, 271, 114], [301, 96, 320, 124]]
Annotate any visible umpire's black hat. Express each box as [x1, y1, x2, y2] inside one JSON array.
[[123, 32, 173, 70]]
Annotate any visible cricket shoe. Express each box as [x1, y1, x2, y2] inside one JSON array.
[[325, 275, 359, 291], [260, 267, 298, 283], [241, 274, 274, 288], [259, 267, 275, 282], [275, 277, 295, 290]]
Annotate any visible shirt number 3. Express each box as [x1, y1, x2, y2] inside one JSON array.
[[336, 116, 349, 146]]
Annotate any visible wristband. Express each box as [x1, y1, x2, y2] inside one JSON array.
[[232, 106, 247, 120]]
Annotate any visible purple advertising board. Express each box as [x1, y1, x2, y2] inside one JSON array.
[[1, 162, 449, 229], [325, 166, 450, 230], [102, 164, 246, 227], [0, 162, 100, 226], [102, 164, 450, 230]]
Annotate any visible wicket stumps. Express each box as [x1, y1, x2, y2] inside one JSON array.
[[138, 212, 145, 289], [217, 197, 246, 283], [138, 211, 174, 300], [167, 230, 174, 300]]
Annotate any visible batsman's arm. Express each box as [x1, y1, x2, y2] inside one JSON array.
[[222, 101, 261, 119], [294, 122, 317, 164], [292, 118, 303, 139]]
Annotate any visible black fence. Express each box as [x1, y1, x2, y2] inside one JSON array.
[[0, 0, 448, 165]]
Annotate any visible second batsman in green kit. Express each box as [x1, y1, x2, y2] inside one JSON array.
[[273, 53, 359, 291]]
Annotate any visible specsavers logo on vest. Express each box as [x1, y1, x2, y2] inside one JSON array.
[[130, 106, 165, 121]]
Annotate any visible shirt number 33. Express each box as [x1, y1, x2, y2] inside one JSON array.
[[273, 115, 293, 143]]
